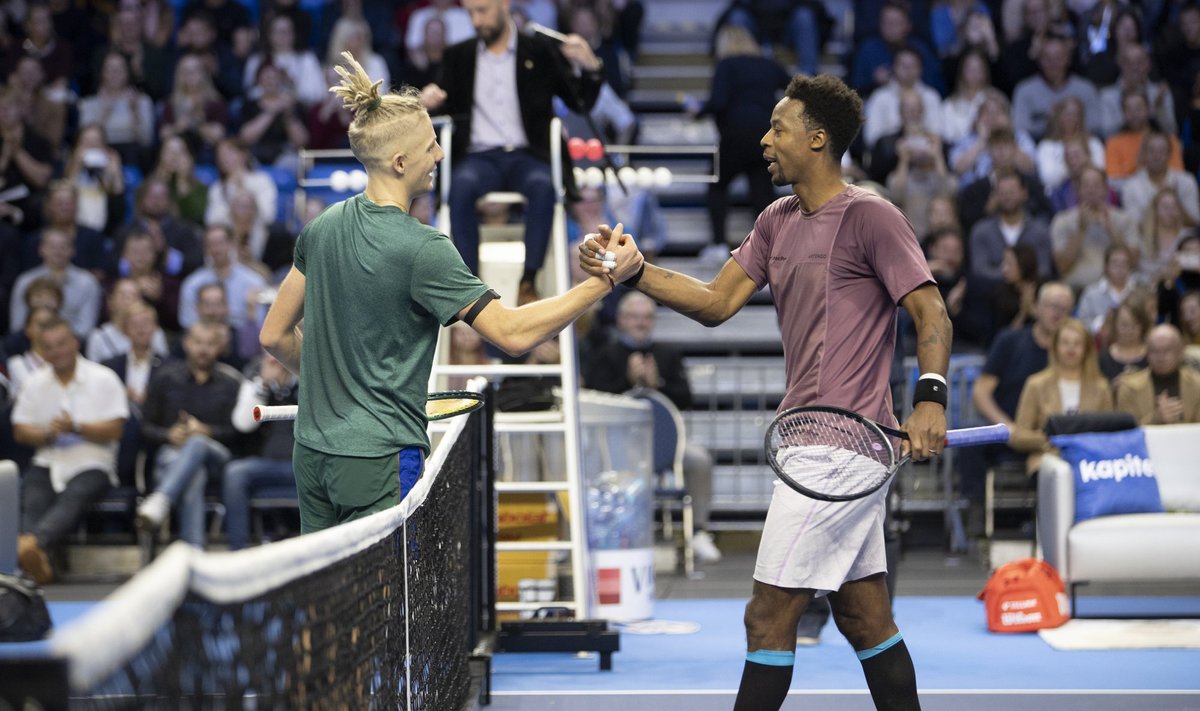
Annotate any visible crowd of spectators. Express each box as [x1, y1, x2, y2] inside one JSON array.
[[3, 0, 1200, 580]]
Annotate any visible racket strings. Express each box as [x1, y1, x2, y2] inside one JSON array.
[[425, 396, 483, 419], [769, 411, 893, 497]]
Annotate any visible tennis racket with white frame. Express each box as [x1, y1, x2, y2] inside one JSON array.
[[253, 390, 486, 423], [765, 405, 1009, 502]]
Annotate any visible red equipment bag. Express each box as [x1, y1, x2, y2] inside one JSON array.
[[977, 558, 1070, 633]]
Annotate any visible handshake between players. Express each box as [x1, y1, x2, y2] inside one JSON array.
[[578, 223, 644, 283]]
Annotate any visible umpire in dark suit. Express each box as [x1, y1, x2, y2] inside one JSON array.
[[419, 0, 605, 305]]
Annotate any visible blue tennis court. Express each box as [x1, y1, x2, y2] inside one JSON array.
[[485, 596, 1200, 709]]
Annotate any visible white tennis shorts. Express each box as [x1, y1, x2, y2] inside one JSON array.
[[754, 446, 889, 593]]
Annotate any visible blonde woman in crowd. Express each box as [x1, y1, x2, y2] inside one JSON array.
[[1011, 317, 1113, 473], [159, 53, 228, 165], [325, 17, 389, 93]]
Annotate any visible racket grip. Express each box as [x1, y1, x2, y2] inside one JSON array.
[[945, 423, 1010, 447], [254, 405, 298, 422]]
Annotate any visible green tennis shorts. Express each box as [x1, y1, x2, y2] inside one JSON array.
[[292, 441, 406, 533]]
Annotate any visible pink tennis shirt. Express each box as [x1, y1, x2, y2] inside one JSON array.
[[732, 184, 934, 427]]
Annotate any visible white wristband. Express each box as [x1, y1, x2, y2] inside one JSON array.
[[918, 373, 947, 386]]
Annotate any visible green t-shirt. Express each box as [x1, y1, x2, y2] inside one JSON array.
[[293, 194, 489, 456]]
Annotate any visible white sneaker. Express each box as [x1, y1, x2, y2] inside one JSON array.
[[698, 244, 729, 264], [136, 492, 170, 531], [692, 530, 722, 563]]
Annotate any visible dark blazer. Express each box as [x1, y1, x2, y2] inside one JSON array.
[[102, 352, 167, 388], [436, 32, 604, 166]]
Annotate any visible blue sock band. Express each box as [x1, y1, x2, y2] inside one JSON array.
[[856, 632, 904, 661], [746, 649, 796, 667]]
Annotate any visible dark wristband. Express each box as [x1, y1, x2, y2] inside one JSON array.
[[912, 377, 948, 409], [462, 289, 500, 325], [622, 263, 645, 287]]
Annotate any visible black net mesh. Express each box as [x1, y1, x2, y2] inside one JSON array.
[[74, 412, 481, 711]]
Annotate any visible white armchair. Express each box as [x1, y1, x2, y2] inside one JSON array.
[[1037, 424, 1200, 614]]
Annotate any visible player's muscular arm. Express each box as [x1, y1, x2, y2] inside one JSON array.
[[260, 266, 305, 374], [635, 260, 759, 327], [578, 224, 757, 326], [900, 284, 951, 458], [901, 284, 952, 377]]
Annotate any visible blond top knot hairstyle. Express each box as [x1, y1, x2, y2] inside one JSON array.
[[330, 50, 426, 172]]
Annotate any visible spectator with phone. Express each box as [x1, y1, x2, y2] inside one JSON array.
[[1139, 189, 1199, 286], [882, 92, 957, 240], [1158, 232, 1200, 330], [62, 125, 128, 237]]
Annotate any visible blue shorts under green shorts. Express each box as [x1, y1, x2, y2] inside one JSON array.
[[292, 441, 425, 533]]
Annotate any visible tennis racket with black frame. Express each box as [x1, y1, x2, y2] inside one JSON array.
[[253, 390, 486, 423], [764, 405, 1009, 502]]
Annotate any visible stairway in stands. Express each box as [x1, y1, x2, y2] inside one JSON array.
[[619, 1, 785, 521]]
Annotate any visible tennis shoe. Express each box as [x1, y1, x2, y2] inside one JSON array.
[[136, 492, 170, 531], [693, 530, 722, 563]]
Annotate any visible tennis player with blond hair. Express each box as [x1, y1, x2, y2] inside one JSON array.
[[260, 52, 641, 533]]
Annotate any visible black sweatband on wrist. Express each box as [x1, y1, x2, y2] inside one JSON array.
[[912, 377, 948, 409], [622, 262, 645, 287], [462, 289, 501, 326]]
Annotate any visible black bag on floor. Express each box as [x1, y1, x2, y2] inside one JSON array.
[[0, 572, 52, 642]]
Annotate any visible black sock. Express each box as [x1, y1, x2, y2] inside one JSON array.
[[521, 269, 537, 284], [733, 652, 793, 711], [858, 635, 921, 711]]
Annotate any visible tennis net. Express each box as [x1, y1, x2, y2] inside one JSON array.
[[0, 400, 490, 710]]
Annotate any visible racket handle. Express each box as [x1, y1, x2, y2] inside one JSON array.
[[254, 405, 298, 422], [945, 423, 1009, 447]]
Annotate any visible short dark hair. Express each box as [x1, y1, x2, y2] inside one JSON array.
[[784, 74, 863, 160]]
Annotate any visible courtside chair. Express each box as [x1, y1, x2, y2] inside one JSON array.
[[625, 387, 697, 577]]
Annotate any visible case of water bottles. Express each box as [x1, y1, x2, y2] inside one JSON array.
[[577, 391, 656, 621]]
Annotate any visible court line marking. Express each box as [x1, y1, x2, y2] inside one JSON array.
[[491, 689, 1200, 696]]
